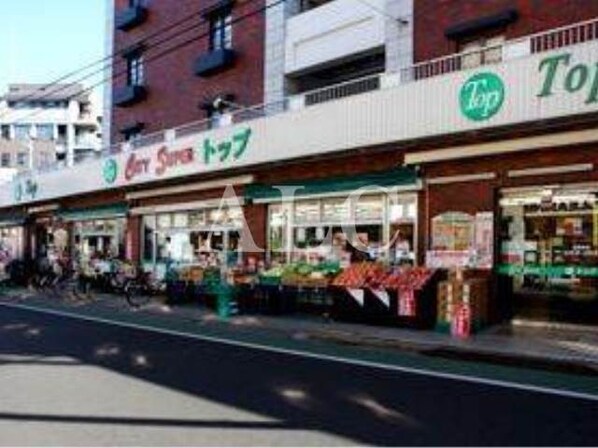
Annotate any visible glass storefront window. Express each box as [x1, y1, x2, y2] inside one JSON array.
[[269, 193, 417, 264], [73, 218, 126, 260], [322, 198, 349, 223], [0, 227, 24, 264], [500, 185, 598, 324], [294, 201, 320, 225], [144, 207, 244, 271], [268, 205, 287, 263], [355, 195, 384, 222]]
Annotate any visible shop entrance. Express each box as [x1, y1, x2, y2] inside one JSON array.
[[499, 184, 598, 325]]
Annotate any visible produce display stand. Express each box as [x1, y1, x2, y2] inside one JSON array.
[[330, 264, 441, 328], [329, 286, 368, 323]]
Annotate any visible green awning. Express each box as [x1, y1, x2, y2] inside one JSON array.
[[0, 214, 26, 228], [245, 167, 418, 202], [57, 203, 129, 222]]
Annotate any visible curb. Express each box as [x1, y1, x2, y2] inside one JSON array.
[[305, 329, 598, 376]]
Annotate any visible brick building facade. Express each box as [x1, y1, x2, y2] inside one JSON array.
[[414, 0, 598, 61], [110, 0, 265, 143]]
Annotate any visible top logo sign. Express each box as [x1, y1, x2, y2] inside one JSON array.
[[459, 72, 506, 121]]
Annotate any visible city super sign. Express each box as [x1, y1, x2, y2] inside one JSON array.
[[103, 128, 252, 184]]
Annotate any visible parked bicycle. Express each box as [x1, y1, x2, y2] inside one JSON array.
[[123, 267, 166, 309]]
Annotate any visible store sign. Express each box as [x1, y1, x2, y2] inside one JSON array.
[[121, 127, 253, 183], [203, 128, 251, 165], [13, 179, 38, 203], [459, 72, 505, 121], [538, 53, 598, 104], [498, 264, 598, 278], [103, 159, 118, 184]]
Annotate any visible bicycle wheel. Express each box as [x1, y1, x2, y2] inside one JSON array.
[[72, 277, 93, 302], [125, 283, 150, 308]]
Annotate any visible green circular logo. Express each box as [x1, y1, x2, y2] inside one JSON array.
[[13, 183, 23, 202], [103, 159, 118, 184], [459, 72, 505, 121]]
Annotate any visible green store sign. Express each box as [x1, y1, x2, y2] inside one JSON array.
[[498, 264, 598, 278], [103, 158, 118, 184], [459, 72, 506, 121], [13, 179, 38, 203], [537, 53, 598, 104]]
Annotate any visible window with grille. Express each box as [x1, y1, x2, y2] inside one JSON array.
[[459, 34, 505, 69], [209, 10, 232, 51], [126, 53, 145, 86]]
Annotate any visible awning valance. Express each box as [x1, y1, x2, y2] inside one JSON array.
[[0, 213, 26, 228], [57, 203, 129, 222], [245, 167, 419, 203]]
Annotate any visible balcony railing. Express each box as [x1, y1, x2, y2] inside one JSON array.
[[11, 17, 598, 183]]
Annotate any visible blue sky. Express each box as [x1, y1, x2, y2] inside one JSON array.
[[0, 0, 106, 101]]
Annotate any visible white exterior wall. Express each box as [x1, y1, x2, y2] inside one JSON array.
[[384, 0, 413, 73], [284, 0, 387, 75], [6, 40, 598, 208]]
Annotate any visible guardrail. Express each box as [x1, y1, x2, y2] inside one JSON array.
[[10, 17, 598, 183]]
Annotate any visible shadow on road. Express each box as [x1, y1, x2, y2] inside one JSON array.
[[0, 308, 596, 446]]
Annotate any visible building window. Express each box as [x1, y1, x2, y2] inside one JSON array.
[[459, 34, 505, 69], [36, 124, 54, 141], [1, 125, 9, 140], [126, 53, 145, 86], [14, 125, 31, 141], [1, 153, 10, 167], [124, 130, 141, 142], [299, 0, 333, 12], [16, 153, 27, 167], [209, 10, 232, 51]]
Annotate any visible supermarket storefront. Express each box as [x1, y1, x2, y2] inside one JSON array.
[[498, 184, 598, 325], [0, 216, 25, 267], [137, 204, 245, 278], [410, 136, 598, 326], [246, 168, 420, 266], [58, 204, 129, 262]]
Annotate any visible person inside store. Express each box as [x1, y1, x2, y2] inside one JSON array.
[[389, 229, 412, 265], [345, 240, 371, 263]]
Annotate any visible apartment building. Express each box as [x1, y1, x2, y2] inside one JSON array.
[[0, 84, 102, 168], [264, 0, 413, 106], [108, 0, 266, 144], [1, 1, 598, 326]]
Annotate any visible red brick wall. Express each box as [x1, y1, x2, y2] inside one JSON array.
[[111, 0, 265, 143], [415, 0, 598, 62], [243, 203, 267, 260]]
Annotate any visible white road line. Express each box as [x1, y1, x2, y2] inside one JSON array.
[[2, 301, 598, 403]]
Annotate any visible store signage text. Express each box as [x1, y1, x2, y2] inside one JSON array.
[[203, 128, 252, 165], [103, 159, 118, 184], [538, 53, 598, 104], [125, 147, 194, 181], [459, 72, 505, 121], [155, 146, 194, 176], [14, 179, 38, 202], [122, 128, 252, 182], [125, 153, 151, 181]]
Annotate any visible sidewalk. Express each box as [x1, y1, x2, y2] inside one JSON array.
[[3, 287, 597, 375]]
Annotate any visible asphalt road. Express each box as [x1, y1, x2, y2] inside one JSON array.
[[0, 306, 596, 446]]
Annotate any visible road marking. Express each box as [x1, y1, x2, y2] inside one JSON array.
[[1, 301, 597, 402]]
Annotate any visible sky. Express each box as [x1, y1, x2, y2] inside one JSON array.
[[0, 0, 107, 105]]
